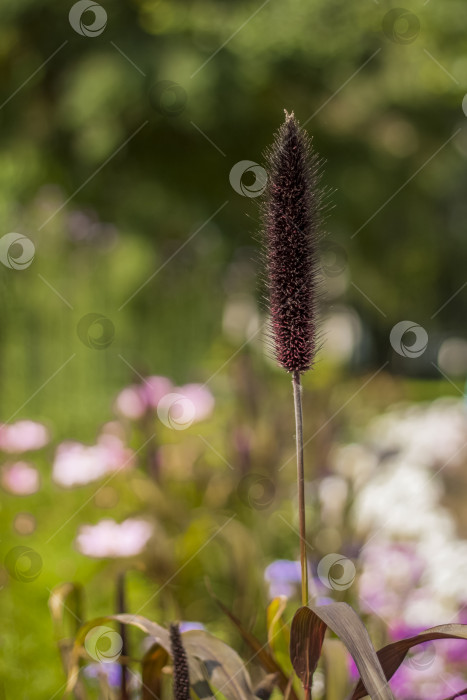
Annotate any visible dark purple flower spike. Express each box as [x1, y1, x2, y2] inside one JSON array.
[[170, 623, 191, 700], [262, 110, 323, 374]]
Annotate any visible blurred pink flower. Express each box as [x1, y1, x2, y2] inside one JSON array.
[[442, 636, 467, 664], [76, 518, 153, 558], [389, 658, 466, 700], [176, 384, 214, 423], [53, 434, 134, 488], [114, 385, 147, 420], [359, 542, 424, 619], [113, 377, 213, 425], [388, 622, 425, 643], [114, 376, 173, 419], [141, 376, 173, 410], [0, 421, 49, 453], [1, 461, 40, 495]]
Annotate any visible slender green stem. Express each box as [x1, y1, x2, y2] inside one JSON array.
[[292, 370, 309, 606]]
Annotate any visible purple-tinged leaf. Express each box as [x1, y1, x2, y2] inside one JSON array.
[[290, 607, 326, 695], [291, 603, 394, 699]]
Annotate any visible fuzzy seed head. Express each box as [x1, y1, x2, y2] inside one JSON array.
[[262, 111, 322, 373]]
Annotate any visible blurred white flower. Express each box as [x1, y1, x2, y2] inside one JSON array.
[[1, 461, 40, 495], [0, 421, 49, 453], [53, 434, 134, 487], [333, 395, 467, 700], [222, 295, 261, 342], [331, 443, 378, 488], [320, 307, 362, 364], [417, 538, 467, 605], [318, 476, 348, 526], [368, 399, 467, 470], [76, 518, 153, 558], [353, 459, 453, 541], [403, 588, 457, 628]]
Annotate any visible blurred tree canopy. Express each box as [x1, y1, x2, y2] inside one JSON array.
[[0, 0, 466, 429]]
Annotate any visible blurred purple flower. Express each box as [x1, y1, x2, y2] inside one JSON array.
[[348, 656, 360, 683], [264, 559, 302, 598], [76, 518, 153, 558], [84, 662, 122, 687], [0, 421, 49, 453], [141, 622, 205, 656], [179, 622, 205, 633], [1, 461, 40, 495], [315, 595, 335, 606], [53, 434, 134, 488]]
